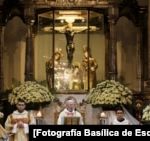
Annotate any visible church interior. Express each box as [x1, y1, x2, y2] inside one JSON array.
[[0, 0, 150, 125]]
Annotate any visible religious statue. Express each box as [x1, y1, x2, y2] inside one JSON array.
[[55, 23, 89, 67], [71, 64, 83, 90], [65, 24, 76, 67], [134, 99, 143, 121], [46, 48, 63, 90], [82, 46, 98, 89]]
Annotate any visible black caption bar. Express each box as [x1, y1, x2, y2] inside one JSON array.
[[29, 125, 150, 140]]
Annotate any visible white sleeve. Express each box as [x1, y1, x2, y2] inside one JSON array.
[[12, 124, 17, 133], [23, 124, 29, 134]]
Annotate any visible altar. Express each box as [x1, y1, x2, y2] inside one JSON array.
[[0, 0, 148, 126]]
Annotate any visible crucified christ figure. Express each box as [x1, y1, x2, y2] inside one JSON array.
[[64, 24, 76, 67], [55, 23, 96, 67]]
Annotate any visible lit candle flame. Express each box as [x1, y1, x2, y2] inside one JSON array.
[[36, 110, 42, 117], [100, 112, 107, 118]]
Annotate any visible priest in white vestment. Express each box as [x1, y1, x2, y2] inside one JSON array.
[[57, 97, 84, 125], [5, 99, 36, 141]]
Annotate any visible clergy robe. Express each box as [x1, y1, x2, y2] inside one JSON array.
[[5, 110, 36, 141], [112, 118, 130, 125], [57, 108, 84, 125], [0, 124, 7, 140]]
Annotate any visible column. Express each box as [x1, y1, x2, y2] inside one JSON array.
[[24, 7, 35, 81], [148, 0, 150, 80], [136, 26, 142, 92], [137, 7, 147, 92], [0, 25, 4, 92], [107, 6, 118, 80]]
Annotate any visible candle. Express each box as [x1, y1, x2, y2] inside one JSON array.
[[36, 110, 42, 117], [100, 112, 107, 118]]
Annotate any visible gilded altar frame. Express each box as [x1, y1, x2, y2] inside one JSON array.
[[34, 0, 118, 94]]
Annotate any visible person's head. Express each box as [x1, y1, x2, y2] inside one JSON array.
[[83, 46, 92, 58], [16, 99, 26, 113], [73, 65, 80, 74], [115, 107, 125, 121], [84, 51, 89, 58], [54, 48, 63, 61], [65, 97, 77, 112], [65, 23, 73, 31], [54, 52, 61, 61]]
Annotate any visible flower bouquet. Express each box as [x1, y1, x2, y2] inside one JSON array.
[[142, 105, 150, 121], [0, 112, 4, 125], [86, 80, 132, 109], [0, 112, 4, 119], [8, 81, 55, 109]]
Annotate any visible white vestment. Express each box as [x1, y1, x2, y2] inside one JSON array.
[[112, 118, 130, 125], [57, 109, 84, 125], [5, 110, 36, 141]]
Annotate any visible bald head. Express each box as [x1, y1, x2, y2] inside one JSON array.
[[65, 99, 76, 112]]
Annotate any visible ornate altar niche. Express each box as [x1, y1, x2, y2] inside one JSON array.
[[37, 9, 105, 93], [34, 1, 117, 94]]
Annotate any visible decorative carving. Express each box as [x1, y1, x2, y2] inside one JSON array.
[[34, 0, 110, 7], [132, 93, 144, 122]]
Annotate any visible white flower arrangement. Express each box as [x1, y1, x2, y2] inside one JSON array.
[[86, 80, 132, 106], [142, 105, 150, 121], [0, 112, 4, 118], [8, 81, 55, 105]]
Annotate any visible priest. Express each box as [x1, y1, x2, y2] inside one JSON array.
[[5, 99, 36, 141], [57, 97, 84, 125]]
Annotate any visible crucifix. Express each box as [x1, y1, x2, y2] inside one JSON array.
[[55, 23, 97, 67]]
